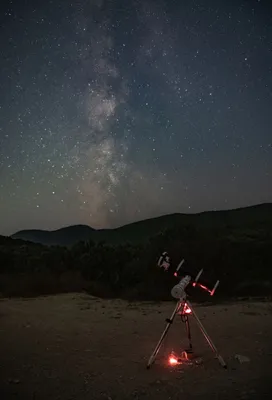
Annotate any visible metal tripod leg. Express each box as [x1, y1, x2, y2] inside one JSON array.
[[186, 300, 227, 369], [147, 300, 181, 369], [184, 314, 193, 352]]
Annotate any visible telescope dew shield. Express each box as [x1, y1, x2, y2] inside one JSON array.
[[171, 275, 191, 299]]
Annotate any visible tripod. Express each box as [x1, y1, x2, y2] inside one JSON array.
[[146, 295, 227, 369]]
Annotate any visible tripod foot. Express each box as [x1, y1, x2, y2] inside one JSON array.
[[185, 347, 193, 354], [217, 355, 227, 369]]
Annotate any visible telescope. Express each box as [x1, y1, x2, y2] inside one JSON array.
[[157, 251, 220, 295], [147, 253, 227, 369]]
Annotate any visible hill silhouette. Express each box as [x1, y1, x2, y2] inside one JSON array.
[[12, 225, 96, 246], [1, 202, 272, 301], [11, 203, 272, 246]]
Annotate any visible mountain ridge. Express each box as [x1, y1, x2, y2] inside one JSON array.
[[10, 202, 272, 246]]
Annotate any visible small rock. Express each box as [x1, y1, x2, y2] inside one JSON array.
[[235, 354, 250, 363], [8, 379, 20, 384], [240, 389, 256, 399], [195, 357, 203, 365]]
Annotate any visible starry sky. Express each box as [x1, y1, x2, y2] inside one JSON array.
[[0, 0, 272, 236]]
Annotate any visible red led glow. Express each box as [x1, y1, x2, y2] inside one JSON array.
[[198, 283, 212, 294], [169, 356, 179, 365], [184, 303, 192, 314]]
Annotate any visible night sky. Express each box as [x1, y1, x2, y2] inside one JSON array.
[[1, 0, 271, 236]]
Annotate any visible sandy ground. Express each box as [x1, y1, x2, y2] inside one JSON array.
[[0, 293, 272, 400]]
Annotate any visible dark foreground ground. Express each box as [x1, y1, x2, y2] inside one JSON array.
[[0, 293, 272, 400]]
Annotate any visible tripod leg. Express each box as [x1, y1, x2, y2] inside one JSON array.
[[186, 300, 227, 369], [184, 315, 193, 352], [147, 300, 181, 369]]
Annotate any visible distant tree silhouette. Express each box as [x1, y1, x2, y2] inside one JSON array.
[[0, 211, 272, 299]]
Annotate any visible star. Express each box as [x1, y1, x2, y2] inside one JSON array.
[[0, 0, 271, 235]]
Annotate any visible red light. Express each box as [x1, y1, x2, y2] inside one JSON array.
[[184, 303, 192, 314], [169, 356, 179, 365], [174, 272, 177, 277], [198, 283, 212, 294]]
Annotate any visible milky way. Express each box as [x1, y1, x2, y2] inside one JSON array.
[[0, 0, 272, 235]]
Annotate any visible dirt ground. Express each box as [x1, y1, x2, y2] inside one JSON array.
[[0, 293, 272, 400]]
